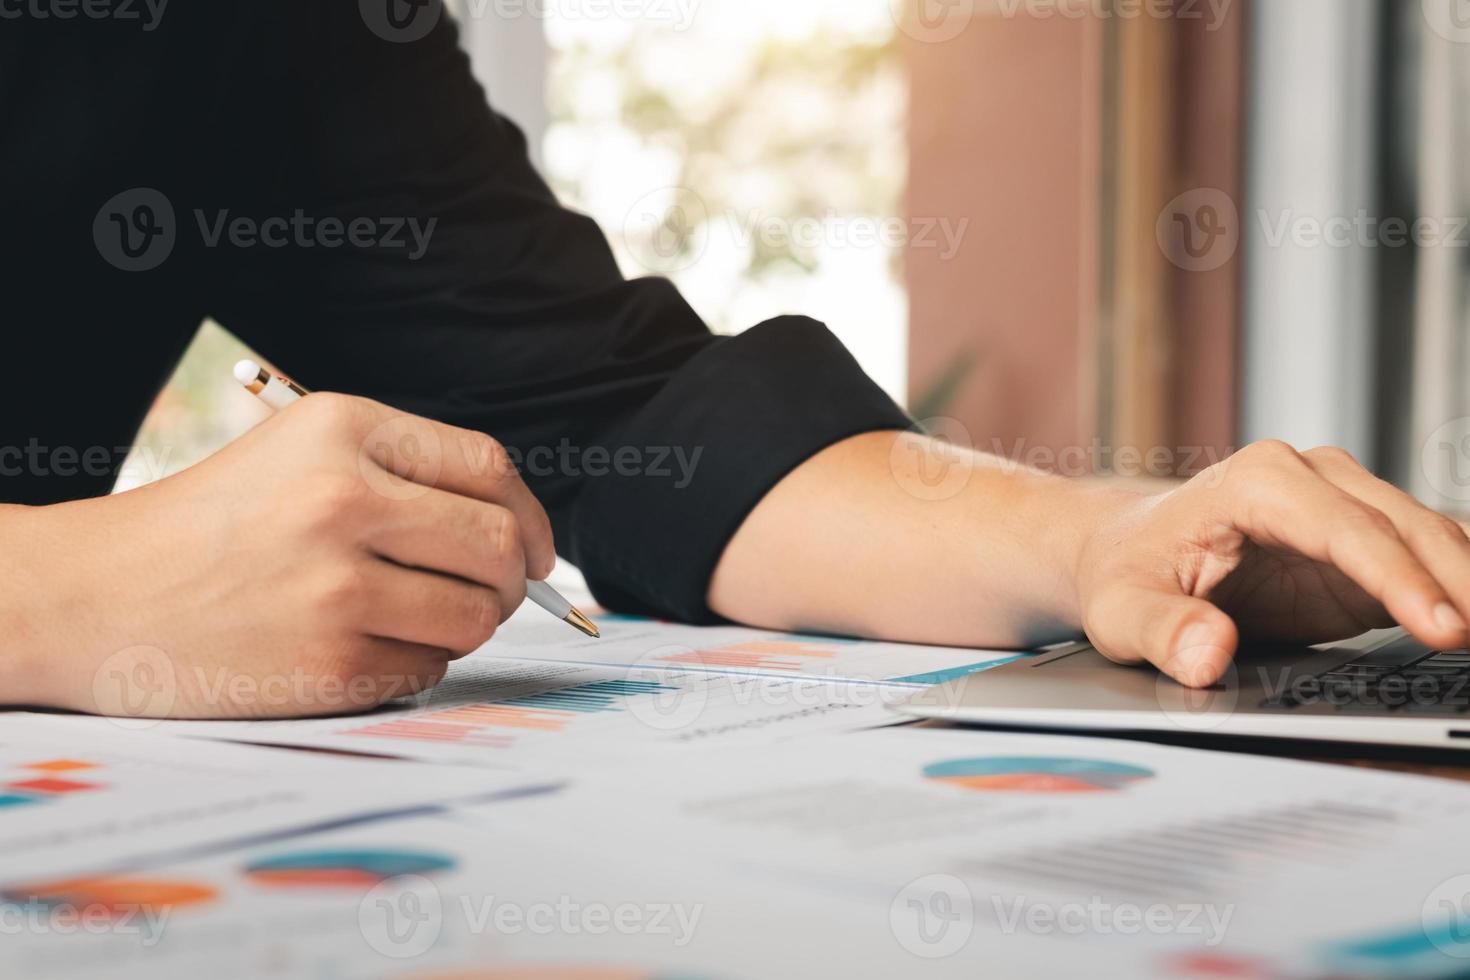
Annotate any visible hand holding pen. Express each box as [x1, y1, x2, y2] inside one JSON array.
[[235, 359, 599, 639]]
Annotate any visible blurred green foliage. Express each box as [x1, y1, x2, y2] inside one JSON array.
[[130, 8, 907, 487]]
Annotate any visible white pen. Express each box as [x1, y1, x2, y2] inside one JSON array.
[[233, 358, 600, 638]]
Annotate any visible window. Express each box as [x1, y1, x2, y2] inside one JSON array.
[[123, 3, 909, 490]]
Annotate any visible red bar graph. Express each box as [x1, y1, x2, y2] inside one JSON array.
[[655, 640, 840, 672]]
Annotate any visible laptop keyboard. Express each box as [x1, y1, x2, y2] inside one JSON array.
[[1260, 649, 1470, 715]]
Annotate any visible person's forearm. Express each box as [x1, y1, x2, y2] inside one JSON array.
[[0, 503, 65, 707], [707, 430, 1142, 649], [714, 431, 1470, 689]]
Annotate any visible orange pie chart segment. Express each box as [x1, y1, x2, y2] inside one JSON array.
[[923, 757, 1156, 794], [4, 877, 217, 920]]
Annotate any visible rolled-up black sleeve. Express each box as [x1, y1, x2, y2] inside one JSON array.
[[570, 316, 912, 621], [203, 6, 910, 622]]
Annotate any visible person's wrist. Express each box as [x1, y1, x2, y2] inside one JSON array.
[[0, 496, 129, 709], [1035, 479, 1151, 632], [0, 503, 58, 706]]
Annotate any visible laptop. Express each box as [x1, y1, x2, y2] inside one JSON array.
[[894, 629, 1470, 751]]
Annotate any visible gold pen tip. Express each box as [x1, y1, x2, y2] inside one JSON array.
[[566, 608, 600, 638]]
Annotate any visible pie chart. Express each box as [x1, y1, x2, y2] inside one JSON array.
[[4, 876, 217, 919], [245, 849, 456, 889], [922, 757, 1155, 793], [405, 971, 669, 980]]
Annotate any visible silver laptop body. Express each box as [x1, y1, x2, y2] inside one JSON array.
[[895, 631, 1470, 751]]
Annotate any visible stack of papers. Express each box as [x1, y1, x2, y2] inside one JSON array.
[[6, 594, 1470, 979]]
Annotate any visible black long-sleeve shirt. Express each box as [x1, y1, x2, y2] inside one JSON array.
[[0, 3, 909, 622]]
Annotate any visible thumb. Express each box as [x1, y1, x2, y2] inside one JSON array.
[[1084, 582, 1239, 688]]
